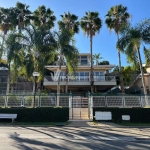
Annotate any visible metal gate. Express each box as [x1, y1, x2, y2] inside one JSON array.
[[70, 96, 89, 120]]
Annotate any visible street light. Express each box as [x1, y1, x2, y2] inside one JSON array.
[[32, 72, 40, 108]]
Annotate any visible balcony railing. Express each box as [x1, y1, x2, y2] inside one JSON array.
[[44, 76, 116, 82]]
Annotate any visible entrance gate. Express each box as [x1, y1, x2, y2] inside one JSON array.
[[69, 96, 92, 120]]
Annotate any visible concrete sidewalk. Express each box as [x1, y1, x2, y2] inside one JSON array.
[[67, 120, 91, 127]]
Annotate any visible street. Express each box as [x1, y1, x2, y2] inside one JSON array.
[[0, 125, 150, 150]]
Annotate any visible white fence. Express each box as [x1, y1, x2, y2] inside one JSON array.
[[92, 95, 150, 107], [0, 95, 70, 108]]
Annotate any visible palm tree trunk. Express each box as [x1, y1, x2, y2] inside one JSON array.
[[6, 63, 10, 107], [117, 34, 124, 93], [65, 65, 68, 93], [0, 34, 6, 58], [57, 54, 62, 106], [137, 48, 147, 95], [90, 34, 94, 93], [137, 47, 148, 106]]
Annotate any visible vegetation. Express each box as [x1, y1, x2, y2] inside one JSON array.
[[105, 4, 131, 93], [0, 107, 69, 122], [117, 19, 150, 95], [0, 1, 150, 96], [93, 108, 150, 123], [80, 12, 102, 93]]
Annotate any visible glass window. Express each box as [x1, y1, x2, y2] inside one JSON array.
[[85, 72, 89, 76], [81, 56, 87, 59], [81, 60, 87, 65], [100, 72, 104, 76], [94, 72, 99, 76], [80, 72, 84, 76]]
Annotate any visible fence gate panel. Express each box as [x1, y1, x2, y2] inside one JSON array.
[[141, 96, 150, 107], [70, 96, 88, 120], [93, 96, 105, 107], [106, 96, 123, 107], [124, 96, 141, 107], [59, 96, 69, 107], [0, 96, 5, 107], [40, 96, 56, 107]]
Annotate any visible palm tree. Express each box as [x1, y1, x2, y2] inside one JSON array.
[[58, 12, 79, 93], [105, 4, 131, 93], [15, 2, 32, 33], [117, 19, 150, 103], [0, 7, 17, 97], [6, 24, 57, 106], [80, 11, 102, 93], [93, 53, 103, 65], [33, 5, 56, 29], [55, 27, 79, 106]]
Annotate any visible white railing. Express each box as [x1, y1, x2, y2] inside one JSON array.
[[44, 76, 116, 82], [92, 95, 150, 107]]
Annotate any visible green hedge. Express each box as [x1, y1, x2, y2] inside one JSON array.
[[93, 108, 150, 123], [0, 107, 69, 122]]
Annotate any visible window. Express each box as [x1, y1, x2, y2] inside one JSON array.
[[81, 60, 87, 65]]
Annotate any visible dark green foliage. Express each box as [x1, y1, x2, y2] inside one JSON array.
[[98, 60, 109, 65], [93, 108, 150, 123], [0, 107, 69, 122]]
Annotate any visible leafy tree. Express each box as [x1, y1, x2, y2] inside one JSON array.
[[93, 53, 103, 65], [55, 27, 79, 105], [105, 4, 131, 93], [117, 19, 150, 97], [80, 11, 102, 93], [58, 12, 79, 93], [98, 60, 109, 65], [6, 25, 57, 103]]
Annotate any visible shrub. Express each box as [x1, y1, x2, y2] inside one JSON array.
[[0, 107, 69, 122], [93, 108, 150, 123]]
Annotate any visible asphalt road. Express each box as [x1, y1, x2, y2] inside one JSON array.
[[0, 126, 150, 150]]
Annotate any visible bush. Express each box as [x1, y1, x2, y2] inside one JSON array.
[[0, 107, 69, 122], [93, 108, 150, 123]]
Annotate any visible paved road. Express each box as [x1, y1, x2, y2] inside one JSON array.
[[0, 126, 150, 150]]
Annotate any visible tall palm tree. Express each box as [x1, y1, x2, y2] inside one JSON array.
[[80, 11, 102, 93], [105, 4, 130, 93], [33, 5, 56, 29], [58, 12, 79, 93], [117, 19, 150, 103], [15, 2, 32, 33], [93, 53, 103, 65], [55, 27, 79, 105], [0, 7, 17, 97]]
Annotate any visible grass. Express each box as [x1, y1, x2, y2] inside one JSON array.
[[0, 121, 72, 126], [116, 122, 150, 126]]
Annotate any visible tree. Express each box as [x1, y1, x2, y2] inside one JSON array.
[[98, 60, 109, 65], [55, 27, 79, 105], [15, 2, 32, 33], [33, 5, 56, 29], [0, 7, 18, 96], [58, 12, 79, 93], [117, 19, 150, 98], [105, 4, 131, 93], [80, 11, 102, 93], [6, 24, 57, 106], [93, 53, 103, 65]]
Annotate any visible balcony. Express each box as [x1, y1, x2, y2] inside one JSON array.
[[44, 76, 116, 82]]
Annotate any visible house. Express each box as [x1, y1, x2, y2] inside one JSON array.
[[43, 53, 116, 94]]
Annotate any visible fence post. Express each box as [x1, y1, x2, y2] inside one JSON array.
[[88, 91, 91, 120], [105, 95, 107, 107], [38, 95, 40, 107], [69, 91, 72, 108]]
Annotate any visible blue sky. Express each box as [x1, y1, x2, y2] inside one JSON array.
[[1, 0, 150, 66]]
